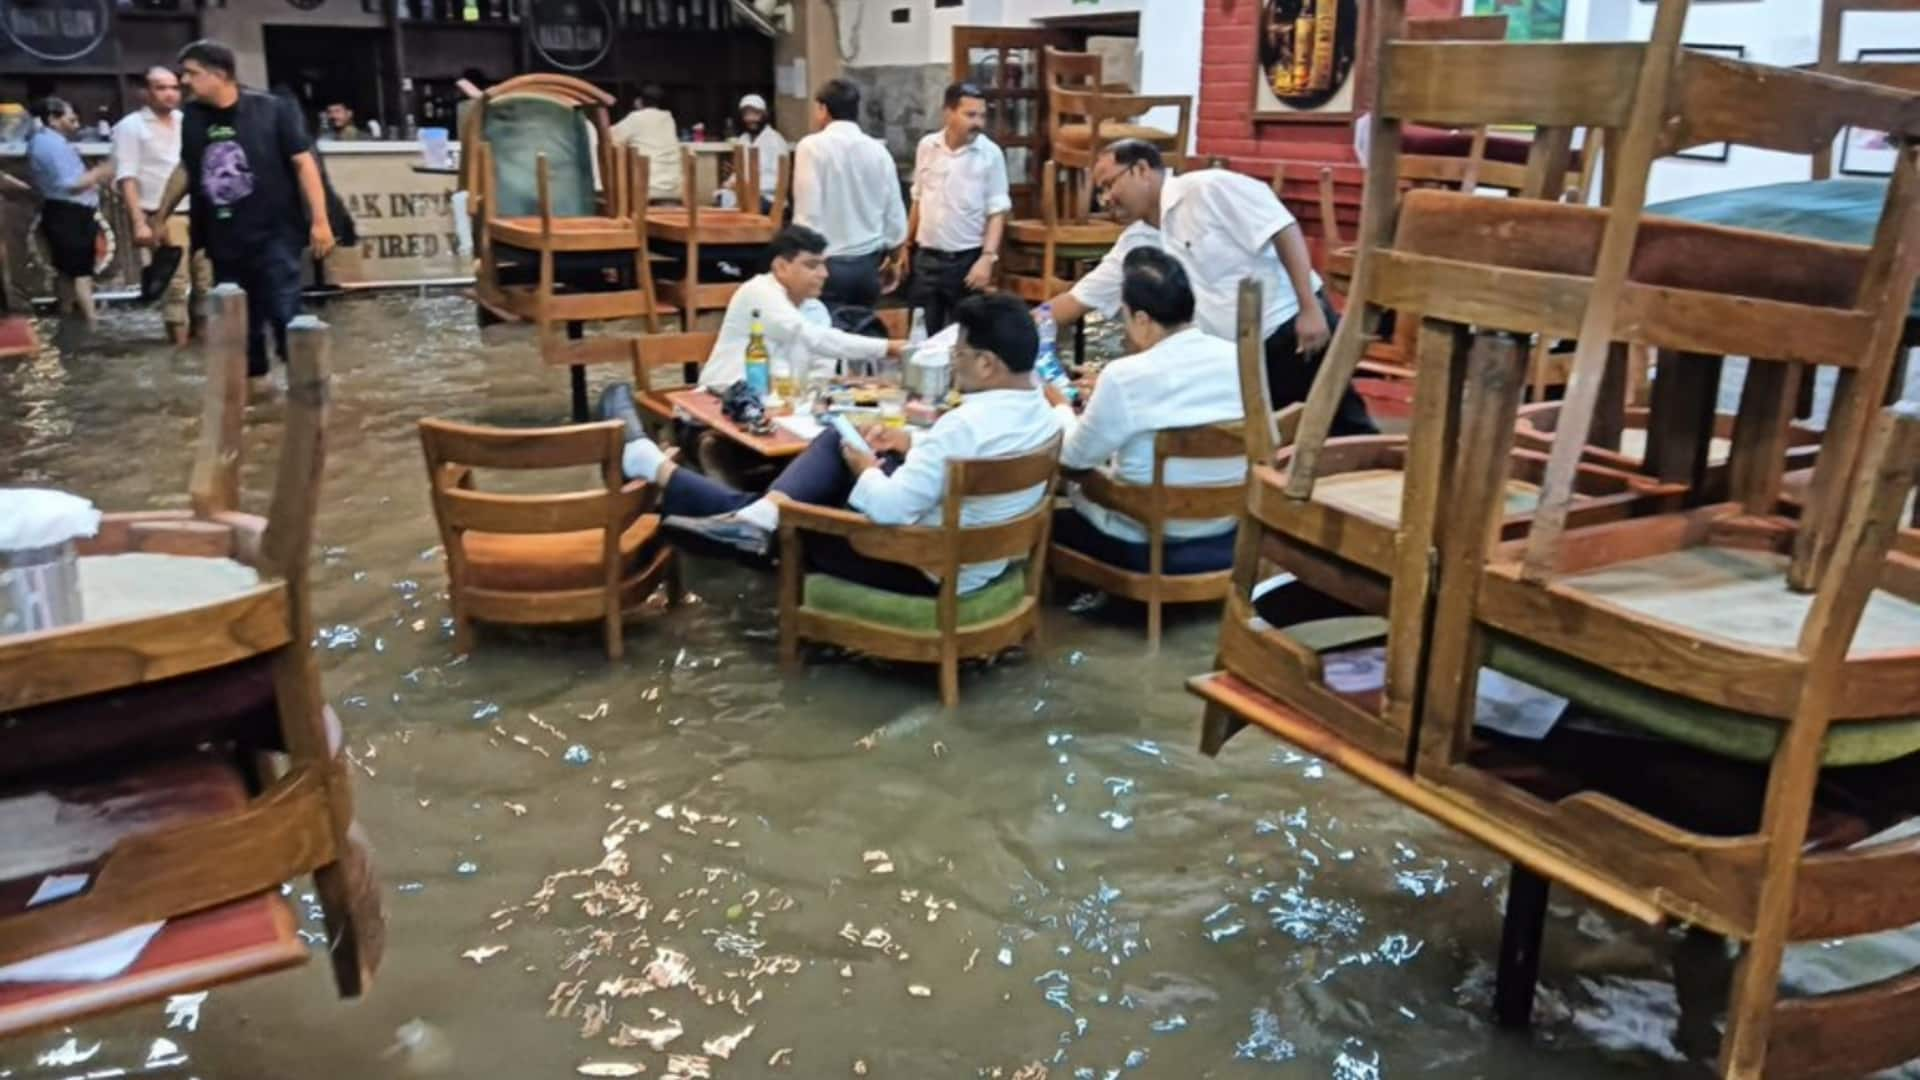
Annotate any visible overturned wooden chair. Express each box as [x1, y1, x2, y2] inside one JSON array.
[[777, 440, 1061, 707], [1044, 46, 1193, 220], [419, 418, 680, 660], [650, 146, 791, 330], [0, 285, 382, 1036]]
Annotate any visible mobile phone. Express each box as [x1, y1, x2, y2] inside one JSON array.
[[826, 412, 874, 457]]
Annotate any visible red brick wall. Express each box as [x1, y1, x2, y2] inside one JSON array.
[[1198, 0, 1456, 259]]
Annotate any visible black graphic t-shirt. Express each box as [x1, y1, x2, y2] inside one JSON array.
[[181, 89, 311, 263]]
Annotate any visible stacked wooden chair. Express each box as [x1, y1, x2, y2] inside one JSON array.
[[0, 285, 382, 1036], [418, 418, 680, 661], [650, 146, 791, 330], [777, 439, 1062, 707], [1192, 0, 1920, 1073], [1043, 46, 1193, 219], [463, 74, 672, 419]]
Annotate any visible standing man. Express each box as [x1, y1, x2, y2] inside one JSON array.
[[322, 101, 363, 141], [116, 65, 212, 345], [792, 78, 906, 312], [152, 39, 336, 381], [729, 93, 787, 213], [609, 84, 682, 204], [26, 97, 112, 331], [902, 82, 1009, 334], [1045, 139, 1374, 436]]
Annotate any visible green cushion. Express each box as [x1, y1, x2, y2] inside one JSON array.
[[484, 97, 598, 219], [1486, 635, 1920, 767], [803, 566, 1028, 632]]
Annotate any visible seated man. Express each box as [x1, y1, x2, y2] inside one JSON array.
[[605, 293, 1060, 596], [1047, 247, 1244, 573], [695, 224, 906, 391]]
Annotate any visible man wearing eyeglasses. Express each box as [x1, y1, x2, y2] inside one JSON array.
[[1042, 139, 1374, 436]]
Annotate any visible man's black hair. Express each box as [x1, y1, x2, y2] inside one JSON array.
[[1101, 138, 1165, 173], [953, 294, 1039, 374], [814, 78, 861, 122], [30, 96, 72, 125], [638, 84, 668, 109], [178, 40, 237, 80], [767, 224, 828, 263], [943, 82, 984, 110], [1120, 247, 1196, 328]]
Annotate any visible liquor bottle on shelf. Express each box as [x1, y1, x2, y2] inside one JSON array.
[[462, 0, 478, 22]]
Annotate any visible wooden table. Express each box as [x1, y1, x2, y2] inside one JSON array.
[[648, 387, 813, 459]]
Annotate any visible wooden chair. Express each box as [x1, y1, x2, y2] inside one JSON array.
[[464, 74, 674, 418], [419, 418, 680, 660], [1259, 0, 1920, 1073], [1049, 423, 1245, 650], [1044, 46, 1193, 219], [776, 439, 1062, 707], [0, 285, 382, 1037], [650, 146, 791, 330], [1001, 160, 1127, 304]]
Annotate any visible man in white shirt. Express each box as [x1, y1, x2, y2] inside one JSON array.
[[902, 81, 1010, 335], [1045, 140, 1374, 436], [694, 224, 906, 390], [115, 66, 212, 345], [729, 93, 788, 213], [608, 294, 1059, 595], [1047, 246, 1244, 573], [792, 78, 908, 311], [608, 84, 682, 203]]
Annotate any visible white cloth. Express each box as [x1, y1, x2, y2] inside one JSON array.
[[1054, 326, 1246, 544], [110, 107, 183, 213], [735, 126, 789, 199], [848, 387, 1060, 594], [1157, 168, 1319, 339], [698, 273, 889, 390], [910, 131, 1011, 253], [609, 107, 683, 201], [793, 120, 908, 258], [0, 488, 100, 550]]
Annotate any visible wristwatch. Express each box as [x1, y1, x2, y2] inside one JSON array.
[[982, 251, 1000, 262]]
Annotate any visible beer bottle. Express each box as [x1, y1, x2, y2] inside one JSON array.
[[744, 311, 771, 397]]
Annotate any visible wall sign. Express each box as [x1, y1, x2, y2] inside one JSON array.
[[1, 0, 112, 63], [529, 0, 611, 72], [1254, 0, 1359, 122]]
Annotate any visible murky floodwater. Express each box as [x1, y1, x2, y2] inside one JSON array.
[[4, 293, 1914, 1079]]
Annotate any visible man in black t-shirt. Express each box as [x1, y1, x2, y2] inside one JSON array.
[[151, 39, 336, 379]]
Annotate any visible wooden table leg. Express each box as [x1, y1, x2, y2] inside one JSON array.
[[1495, 863, 1550, 1029], [568, 321, 588, 422]]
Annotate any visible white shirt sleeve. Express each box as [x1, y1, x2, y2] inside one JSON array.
[[110, 117, 140, 186], [1208, 173, 1298, 253], [1069, 240, 1132, 317], [1058, 376, 1135, 471], [848, 413, 961, 525], [792, 137, 823, 229], [984, 143, 1012, 217], [765, 300, 890, 366], [881, 145, 909, 249], [910, 137, 930, 205]]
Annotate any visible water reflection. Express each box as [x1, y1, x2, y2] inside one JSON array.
[[2, 294, 1902, 1079]]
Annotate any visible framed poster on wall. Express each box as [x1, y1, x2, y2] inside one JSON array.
[[1469, 0, 1564, 41], [1254, 0, 1361, 122], [1838, 48, 1917, 177]]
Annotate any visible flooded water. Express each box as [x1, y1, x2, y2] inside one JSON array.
[[2, 293, 1911, 1079]]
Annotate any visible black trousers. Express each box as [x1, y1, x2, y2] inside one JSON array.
[[212, 233, 304, 377], [907, 246, 981, 334], [822, 249, 885, 310], [1263, 294, 1378, 437]]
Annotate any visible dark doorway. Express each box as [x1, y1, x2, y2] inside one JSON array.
[[263, 26, 392, 134]]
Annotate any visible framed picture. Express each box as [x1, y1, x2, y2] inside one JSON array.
[[1254, 0, 1361, 123], [1470, 0, 1564, 42], [1673, 44, 1744, 162], [1838, 48, 1918, 177]]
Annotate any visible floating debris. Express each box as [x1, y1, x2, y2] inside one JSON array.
[[461, 944, 508, 964], [563, 744, 594, 766], [997, 947, 1014, 967], [862, 850, 895, 874], [1097, 810, 1134, 832], [854, 728, 883, 750], [164, 991, 208, 1032], [853, 1061, 868, 1076], [642, 948, 695, 989], [386, 1019, 455, 1074], [1148, 1014, 1189, 1034], [609, 1019, 683, 1051], [577, 1064, 645, 1078], [662, 1054, 711, 1080], [37, 1038, 101, 1067], [931, 740, 948, 757], [144, 1037, 187, 1068], [503, 802, 528, 817], [965, 947, 980, 972], [455, 860, 479, 877], [767, 1048, 793, 1068], [701, 1024, 754, 1060], [1011, 1065, 1049, 1080], [907, 984, 932, 998]]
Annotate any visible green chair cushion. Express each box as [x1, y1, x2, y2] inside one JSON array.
[[484, 97, 598, 219], [803, 567, 1028, 632], [1486, 635, 1920, 767]]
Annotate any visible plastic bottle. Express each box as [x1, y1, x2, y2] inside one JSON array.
[[743, 311, 771, 397], [907, 307, 928, 352], [1033, 303, 1075, 402]]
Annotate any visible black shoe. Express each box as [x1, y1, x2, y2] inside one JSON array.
[[598, 381, 645, 442]]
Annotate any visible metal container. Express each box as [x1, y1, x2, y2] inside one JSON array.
[[0, 540, 83, 637], [904, 353, 951, 402]]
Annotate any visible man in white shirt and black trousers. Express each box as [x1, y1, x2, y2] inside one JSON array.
[[1043, 139, 1375, 436], [602, 294, 1059, 597], [792, 78, 908, 312], [1048, 246, 1245, 573], [900, 82, 1010, 334]]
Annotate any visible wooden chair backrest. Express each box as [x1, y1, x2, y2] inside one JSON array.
[[466, 75, 615, 219], [1814, 0, 1920, 178], [418, 419, 641, 543], [1045, 47, 1106, 90], [632, 331, 718, 391], [1077, 424, 1247, 533], [1403, 13, 1507, 40], [1234, 278, 1302, 467]]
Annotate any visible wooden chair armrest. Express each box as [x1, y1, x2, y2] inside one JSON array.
[[1098, 94, 1193, 119]]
